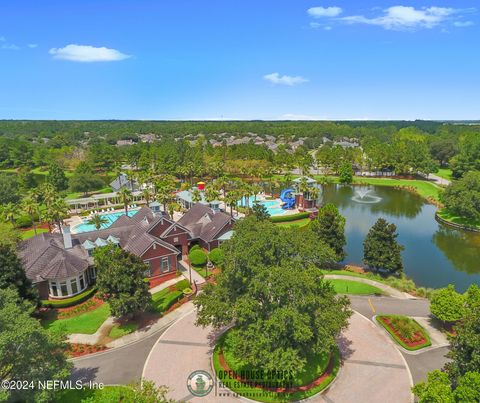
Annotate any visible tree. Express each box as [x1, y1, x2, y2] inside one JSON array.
[[0, 288, 71, 403], [82, 381, 178, 403], [251, 202, 270, 220], [47, 162, 69, 191], [204, 186, 220, 203], [363, 218, 404, 273], [430, 285, 465, 323], [21, 193, 40, 235], [208, 248, 225, 267], [69, 173, 104, 196], [94, 244, 151, 318], [413, 370, 480, 403], [445, 284, 480, 383], [450, 132, 480, 178], [310, 203, 346, 261], [88, 214, 109, 230], [1, 202, 17, 227], [0, 222, 20, 247], [118, 187, 132, 215], [189, 249, 207, 266], [0, 242, 38, 303], [191, 188, 202, 204], [194, 217, 349, 374], [339, 162, 354, 184], [441, 171, 480, 222], [412, 370, 455, 403], [44, 198, 69, 234], [142, 188, 153, 206], [0, 174, 20, 205]]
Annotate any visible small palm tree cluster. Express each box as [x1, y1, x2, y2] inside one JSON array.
[[0, 182, 69, 234]]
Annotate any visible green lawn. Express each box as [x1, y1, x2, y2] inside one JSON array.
[[328, 279, 384, 295], [41, 303, 110, 335], [436, 168, 453, 181], [20, 227, 49, 239], [150, 280, 189, 314], [108, 322, 138, 339], [274, 218, 311, 228], [437, 209, 480, 230], [213, 330, 340, 402]]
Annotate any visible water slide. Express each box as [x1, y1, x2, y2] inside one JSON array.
[[280, 188, 295, 209]]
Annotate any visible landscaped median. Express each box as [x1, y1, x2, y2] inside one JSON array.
[[376, 314, 431, 351], [212, 331, 340, 402]]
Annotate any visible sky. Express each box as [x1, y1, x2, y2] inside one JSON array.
[[1, 1, 479, 120]]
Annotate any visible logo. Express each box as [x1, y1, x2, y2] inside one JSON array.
[[187, 370, 214, 397]]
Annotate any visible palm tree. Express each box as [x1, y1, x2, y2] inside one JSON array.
[[167, 201, 181, 217], [118, 187, 132, 215], [1, 203, 17, 227], [224, 192, 238, 217], [46, 198, 69, 233], [88, 214, 109, 230], [21, 193, 40, 235], [191, 188, 202, 204], [156, 183, 174, 213], [142, 188, 153, 206], [204, 186, 220, 203], [251, 183, 262, 202]]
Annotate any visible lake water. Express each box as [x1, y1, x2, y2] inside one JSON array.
[[321, 184, 480, 292]]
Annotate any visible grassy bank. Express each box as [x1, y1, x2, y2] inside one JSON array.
[[328, 279, 384, 295], [437, 209, 480, 231]]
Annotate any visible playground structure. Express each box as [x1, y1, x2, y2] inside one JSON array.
[[280, 177, 320, 211], [280, 188, 296, 209]]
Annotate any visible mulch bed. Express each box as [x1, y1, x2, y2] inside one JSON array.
[[379, 317, 428, 348], [218, 350, 334, 394], [67, 343, 108, 358], [56, 298, 104, 319]]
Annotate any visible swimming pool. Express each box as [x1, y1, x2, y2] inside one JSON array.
[[239, 197, 286, 216], [71, 209, 139, 234]]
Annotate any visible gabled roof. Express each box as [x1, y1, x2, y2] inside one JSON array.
[[177, 203, 234, 242]]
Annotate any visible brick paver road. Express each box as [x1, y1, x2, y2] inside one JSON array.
[[143, 310, 413, 403]]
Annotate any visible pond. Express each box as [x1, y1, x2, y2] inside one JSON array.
[[321, 184, 480, 292]]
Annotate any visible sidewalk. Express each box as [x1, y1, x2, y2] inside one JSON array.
[[178, 260, 206, 285], [324, 274, 410, 299], [68, 277, 190, 345]]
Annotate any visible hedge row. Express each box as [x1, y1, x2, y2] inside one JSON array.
[[270, 212, 310, 223], [41, 287, 97, 308]]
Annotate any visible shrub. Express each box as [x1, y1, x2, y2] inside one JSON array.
[[15, 215, 33, 228], [190, 244, 201, 252], [430, 285, 465, 323], [174, 279, 190, 291], [269, 212, 310, 223], [183, 287, 193, 295], [189, 249, 207, 266], [208, 248, 225, 266], [41, 287, 97, 308]]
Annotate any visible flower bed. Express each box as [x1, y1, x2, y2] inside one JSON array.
[[67, 343, 108, 358], [56, 297, 104, 319], [212, 331, 340, 402], [377, 315, 431, 351]]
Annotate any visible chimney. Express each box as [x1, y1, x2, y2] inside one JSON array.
[[62, 226, 72, 249]]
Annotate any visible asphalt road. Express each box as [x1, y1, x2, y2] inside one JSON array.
[[72, 295, 448, 386], [71, 325, 168, 385]]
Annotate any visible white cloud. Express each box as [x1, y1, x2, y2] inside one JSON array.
[[308, 6, 343, 18], [27, 43, 38, 48], [0, 36, 5, 42], [263, 72, 308, 86], [454, 20, 474, 27], [49, 44, 131, 62], [1, 43, 20, 50], [341, 6, 458, 30]]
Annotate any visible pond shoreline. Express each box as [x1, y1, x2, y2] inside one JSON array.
[[434, 212, 480, 233]]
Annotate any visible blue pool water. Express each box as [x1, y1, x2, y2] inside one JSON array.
[[239, 197, 286, 216], [71, 209, 139, 234]]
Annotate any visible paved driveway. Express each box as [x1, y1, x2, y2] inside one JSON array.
[[143, 310, 413, 403]]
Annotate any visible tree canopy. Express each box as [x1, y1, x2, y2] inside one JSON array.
[[194, 216, 350, 374], [310, 203, 346, 261]]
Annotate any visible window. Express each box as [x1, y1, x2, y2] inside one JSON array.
[[60, 281, 68, 296], [161, 257, 170, 273], [70, 278, 78, 295], [173, 237, 179, 243], [50, 282, 58, 297], [79, 274, 85, 290], [88, 266, 96, 280]]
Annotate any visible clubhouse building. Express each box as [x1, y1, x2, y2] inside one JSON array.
[[18, 204, 234, 300]]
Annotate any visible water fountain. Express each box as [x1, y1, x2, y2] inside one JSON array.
[[351, 187, 382, 204]]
